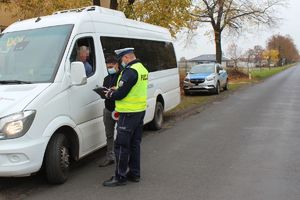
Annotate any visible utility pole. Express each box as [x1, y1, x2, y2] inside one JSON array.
[[93, 0, 101, 6]]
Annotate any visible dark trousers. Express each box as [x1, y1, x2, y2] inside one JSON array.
[[114, 111, 145, 180], [103, 108, 116, 161]]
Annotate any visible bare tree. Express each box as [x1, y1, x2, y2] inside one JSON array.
[[245, 49, 255, 63], [192, 0, 286, 63], [253, 45, 264, 67], [109, 0, 135, 10], [245, 48, 255, 75], [110, 0, 118, 9], [93, 0, 101, 6], [227, 43, 242, 68]]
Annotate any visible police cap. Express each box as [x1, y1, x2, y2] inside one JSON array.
[[114, 47, 134, 59]]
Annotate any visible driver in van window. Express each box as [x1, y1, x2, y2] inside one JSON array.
[[77, 46, 93, 76]]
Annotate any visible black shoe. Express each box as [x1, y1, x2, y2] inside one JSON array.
[[98, 159, 114, 167], [103, 176, 126, 187], [126, 174, 140, 182]]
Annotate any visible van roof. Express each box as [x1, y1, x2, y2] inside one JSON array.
[[4, 6, 171, 40]]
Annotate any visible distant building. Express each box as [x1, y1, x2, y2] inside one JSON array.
[[188, 54, 230, 67]]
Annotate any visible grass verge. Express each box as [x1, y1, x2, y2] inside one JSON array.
[[250, 65, 293, 80]]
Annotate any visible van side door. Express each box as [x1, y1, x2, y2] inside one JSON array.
[[67, 35, 106, 155]]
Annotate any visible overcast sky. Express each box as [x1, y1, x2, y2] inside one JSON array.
[[174, 0, 300, 60]]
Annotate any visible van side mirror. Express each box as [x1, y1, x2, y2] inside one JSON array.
[[70, 62, 87, 86]]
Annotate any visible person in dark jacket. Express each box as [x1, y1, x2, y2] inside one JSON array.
[[98, 55, 120, 167]]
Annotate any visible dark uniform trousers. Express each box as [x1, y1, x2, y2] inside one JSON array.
[[114, 111, 145, 180]]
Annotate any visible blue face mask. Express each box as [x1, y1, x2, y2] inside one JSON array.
[[121, 61, 127, 68], [107, 68, 117, 74]]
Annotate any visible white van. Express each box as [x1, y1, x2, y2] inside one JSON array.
[[0, 6, 180, 183]]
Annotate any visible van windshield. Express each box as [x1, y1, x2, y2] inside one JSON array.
[[0, 25, 73, 83]]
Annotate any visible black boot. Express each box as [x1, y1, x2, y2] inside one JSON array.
[[126, 173, 140, 182], [103, 176, 126, 187]]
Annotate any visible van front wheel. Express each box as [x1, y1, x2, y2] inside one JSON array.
[[148, 102, 164, 130], [45, 133, 70, 184]]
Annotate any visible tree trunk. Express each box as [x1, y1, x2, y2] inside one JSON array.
[[110, 0, 118, 10], [128, 0, 135, 4], [93, 0, 101, 6], [214, 29, 222, 64]]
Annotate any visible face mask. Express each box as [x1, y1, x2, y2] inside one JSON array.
[[107, 68, 117, 74], [121, 61, 126, 68]]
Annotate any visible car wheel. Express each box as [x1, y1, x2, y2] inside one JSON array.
[[45, 133, 70, 184], [214, 81, 220, 95], [148, 102, 164, 130], [223, 79, 229, 90]]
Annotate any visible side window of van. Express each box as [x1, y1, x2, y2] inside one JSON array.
[[70, 37, 96, 77], [99, 37, 131, 61], [131, 39, 177, 72], [100, 36, 177, 72]]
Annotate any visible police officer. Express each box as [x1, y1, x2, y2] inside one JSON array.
[[102, 47, 148, 187]]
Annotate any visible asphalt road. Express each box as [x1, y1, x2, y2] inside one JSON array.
[[1, 64, 300, 200]]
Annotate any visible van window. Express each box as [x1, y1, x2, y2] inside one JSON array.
[[0, 25, 73, 83], [70, 37, 96, 77], [100, 37, 177, 72]]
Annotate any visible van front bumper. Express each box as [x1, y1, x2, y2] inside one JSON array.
[[0, 137, 47, 177]]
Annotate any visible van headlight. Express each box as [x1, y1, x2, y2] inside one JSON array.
[[206, 75, 215, 81], [0, 110, 36, 140]]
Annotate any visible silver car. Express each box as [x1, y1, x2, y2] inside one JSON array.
[[183, 63, 228, 95]]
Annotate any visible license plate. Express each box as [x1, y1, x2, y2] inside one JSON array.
[[192, 85, 204, 89]]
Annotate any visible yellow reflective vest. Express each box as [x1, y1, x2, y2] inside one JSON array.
[[115, 62, 148, 113]]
